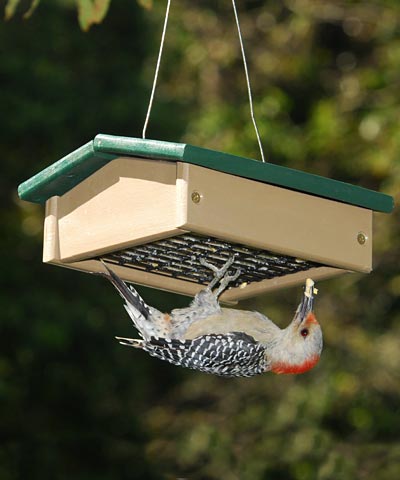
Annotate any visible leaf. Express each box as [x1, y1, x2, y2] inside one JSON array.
[[77, 0, 111, 32], [23, 0, 40, 19], [5, 0, 21, 20]]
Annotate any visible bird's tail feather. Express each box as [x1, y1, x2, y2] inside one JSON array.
[[100, 260, 169, 341], [99, 260, 152, 320], [115, 336, 144, 348]]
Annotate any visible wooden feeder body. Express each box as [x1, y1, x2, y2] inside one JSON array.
[[18, 135, 394, 302]]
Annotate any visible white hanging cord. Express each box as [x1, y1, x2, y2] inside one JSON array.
[[143, 0, 266, 162], [231, 0, 266, 162], [142, 0, 172, 139]]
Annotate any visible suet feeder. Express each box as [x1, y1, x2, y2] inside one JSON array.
[[18, 134, 393, 302]]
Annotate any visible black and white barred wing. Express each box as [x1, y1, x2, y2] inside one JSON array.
[[144, 332, 267, 378]]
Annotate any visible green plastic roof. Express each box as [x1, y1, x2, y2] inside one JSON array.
[[18, 134, 394, 213]]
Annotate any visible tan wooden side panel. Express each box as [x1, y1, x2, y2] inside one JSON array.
[[221, 266, 345, 302], [48, 257, 209, 298], [43, 196, 61, 263], [46, 257, 346, 303], [178, 163, 373, 273], [50, 157, 186, 262]]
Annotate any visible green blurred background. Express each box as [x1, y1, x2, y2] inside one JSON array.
[[1, 1, 399, 479]]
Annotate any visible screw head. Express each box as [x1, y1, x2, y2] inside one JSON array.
[[191, 191, 201, 204], [357, 232, 367, 245]]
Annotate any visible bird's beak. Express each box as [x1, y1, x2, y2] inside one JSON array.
[[295, 278, 316, 324]]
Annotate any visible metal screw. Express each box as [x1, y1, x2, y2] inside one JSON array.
[[357, 232, 367, 245], [191, 191, 202, 204]]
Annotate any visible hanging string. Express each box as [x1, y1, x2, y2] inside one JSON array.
[[231, 0, 266, 162], [142, 0, 266, 163], [142, 0, 172, 139]]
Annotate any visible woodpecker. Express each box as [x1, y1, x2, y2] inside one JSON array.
[[100, 257, 322, 378]]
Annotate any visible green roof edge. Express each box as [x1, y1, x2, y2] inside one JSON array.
[[18, 141, 115, 204], [17, 134, 394, 214]]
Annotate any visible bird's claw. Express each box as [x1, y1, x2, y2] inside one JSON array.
[[200, 256, 234, 277], [221, 268, 241, 285], [200, 256, 240, 298], [213, 268, 241, 298]]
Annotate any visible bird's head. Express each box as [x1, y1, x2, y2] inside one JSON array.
[[269, 279, 323, 375]]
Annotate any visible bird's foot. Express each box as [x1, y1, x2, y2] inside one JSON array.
[[200, 256, 234, 289], [200, 256, 241, 298], [214, 267, 241, 298]]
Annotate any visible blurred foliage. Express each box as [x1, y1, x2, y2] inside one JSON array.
[[1, 0, 400, 479], [77, 0, 111, 31], [4, 0, 111, 30]]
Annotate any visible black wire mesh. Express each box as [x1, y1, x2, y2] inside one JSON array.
[[100, 233, 321, 289]]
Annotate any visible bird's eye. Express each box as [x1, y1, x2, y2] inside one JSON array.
[[300, 328, 309, 337]]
